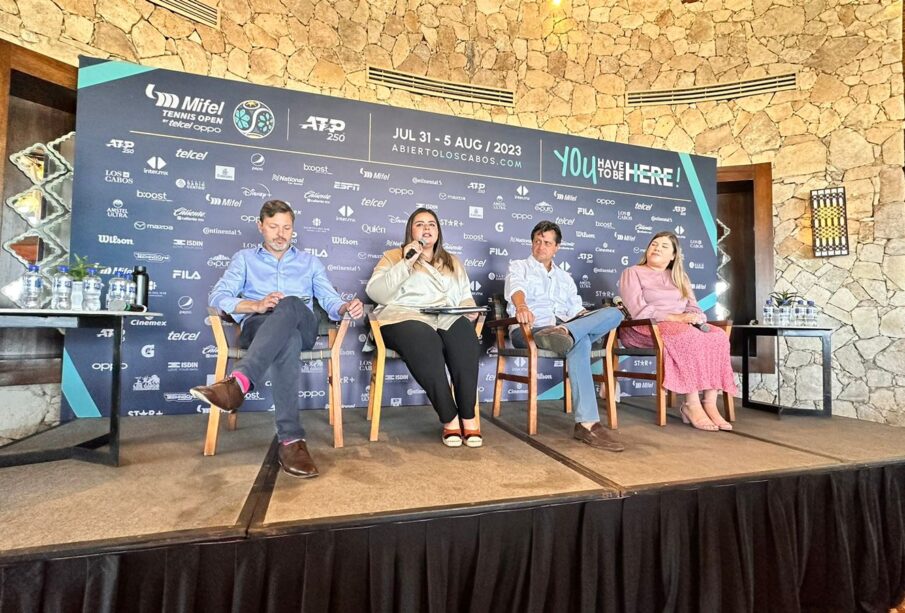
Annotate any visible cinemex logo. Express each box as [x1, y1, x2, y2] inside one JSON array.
[[489, 247, 508, 256], [555, 216, 575, 225], [106, 139, 134, 154], [98, 234, 134, 245], [107, 199, 128, 218], [207, 255, 231, 268], [469, 206, 483, 219], [635, 224, 653, 234], [234, 100, 275, 139], [168, 331, 201, 341], [175, 178, 205, 190], [206, 194, 242, 207], [173, 269, 201, 280], [334, 181, 360, 191], [361, 223, 387, 234], [241, 184, 271, 199], [272, 173, 304, 187], [130, 317, 167, 327], [134, 252, 169, 263], [105, 170, 133, 184], [173, 208, 205, 222], [595, 242, 615, 253], [176, 148, 208, 161], [554, 191, 577, 202], [304, 190, 332, 204], [136, 189, 172, 202]]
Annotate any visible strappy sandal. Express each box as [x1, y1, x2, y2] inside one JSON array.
[[702, 404, 733, 431], [679, 403, 719, 432]]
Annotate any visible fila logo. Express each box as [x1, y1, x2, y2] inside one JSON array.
[[172, 270, 201, 280], [577, 207, 595, 216], [489, 247, 508, 256]]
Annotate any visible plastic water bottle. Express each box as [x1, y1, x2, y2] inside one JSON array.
[[106, 271, 126, 310], [21, 264, 43, 308], [761, 300, 775, 326], [83, 267, 103, 311], [777, 302, 791, 326], [50, 265, 73, 310], [793, 300, 807, 326], [124, 272, 137, 305], [806, 301, 819, 327]]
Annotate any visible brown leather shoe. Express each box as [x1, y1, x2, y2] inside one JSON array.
[[278, 440, 319, 478], [189, 377, 245, 412], [573, 423, 625, 452]]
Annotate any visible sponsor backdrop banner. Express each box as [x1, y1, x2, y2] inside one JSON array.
[[64, 57, 717, 421]]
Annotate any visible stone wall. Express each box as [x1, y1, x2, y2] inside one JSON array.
[[0, 0, 902, 426]]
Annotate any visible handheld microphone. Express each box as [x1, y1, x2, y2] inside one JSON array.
[[692, 322, 711, 332], [612, 296, 631, 318], [405, 238, 426, 260]]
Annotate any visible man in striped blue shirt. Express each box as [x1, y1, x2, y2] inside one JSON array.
[[191, 200, 363, 478]]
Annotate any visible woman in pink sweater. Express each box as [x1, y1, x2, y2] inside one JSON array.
[[618, 232, 737, 431]]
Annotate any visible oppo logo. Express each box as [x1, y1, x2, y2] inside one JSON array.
[[92, 362, 128, 371], [298, 390, 326, 398], [511, 213, 533, 221], [388, 187, 414, 196]]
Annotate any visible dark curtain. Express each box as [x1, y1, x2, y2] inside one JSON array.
[[2, 463, 903, 612]]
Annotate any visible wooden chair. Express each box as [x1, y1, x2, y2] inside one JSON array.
[[600, 315, 735, 427], [366, 309, 486, 442], [485, 295, 617, 435], [203, 299, 350, 455]]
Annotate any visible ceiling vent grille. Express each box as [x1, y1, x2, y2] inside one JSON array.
[[627, 73, 797, 106], [367, 66, 514, 107], [150, 0, 219, 28]]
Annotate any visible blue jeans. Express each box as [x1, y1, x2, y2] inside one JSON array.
[[513, 307, 624, 424]]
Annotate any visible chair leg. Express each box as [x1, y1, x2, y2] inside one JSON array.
[[723, 391, 736, 422], [367, 353, 379, 421], [563, 362, 572, 414], [369, 354, 386, 442], [203, 406, 221, 456], [227, 413, 238, 431], [329, 355, 344, 448], [327, 359, 334, 427], [527, 356, 538, 436], [492, 356, 505, 417], [655, 363, 667, 427], [603, 355, 618, 431]]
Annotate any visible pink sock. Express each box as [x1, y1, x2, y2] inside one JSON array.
[[230, 371, 251, 394]]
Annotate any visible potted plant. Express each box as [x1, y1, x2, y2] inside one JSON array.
[[769, 290, 799, 306], [68, 254, 102, 310]]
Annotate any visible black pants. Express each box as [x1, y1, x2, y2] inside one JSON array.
[[236, 296, 319, 442], [380, 318, 481, 424]]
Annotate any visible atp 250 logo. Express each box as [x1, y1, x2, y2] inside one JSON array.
[[233, 100, 275, 139]]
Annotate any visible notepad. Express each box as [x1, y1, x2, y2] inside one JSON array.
[[419, 306, 489, 315]]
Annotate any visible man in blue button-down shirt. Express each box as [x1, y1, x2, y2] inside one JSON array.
[[191, 200, 363, 478]]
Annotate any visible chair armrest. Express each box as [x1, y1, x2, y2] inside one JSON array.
[[485, 316, 517, 328], [707, 319, 732, 328], [473, 312, 486, 336], [329, 315, 351, 350], [617, 318, 657, 329], [366, 311, 386, 353]]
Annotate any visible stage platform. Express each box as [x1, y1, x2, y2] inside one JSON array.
[[1, 399, 904, 611]]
